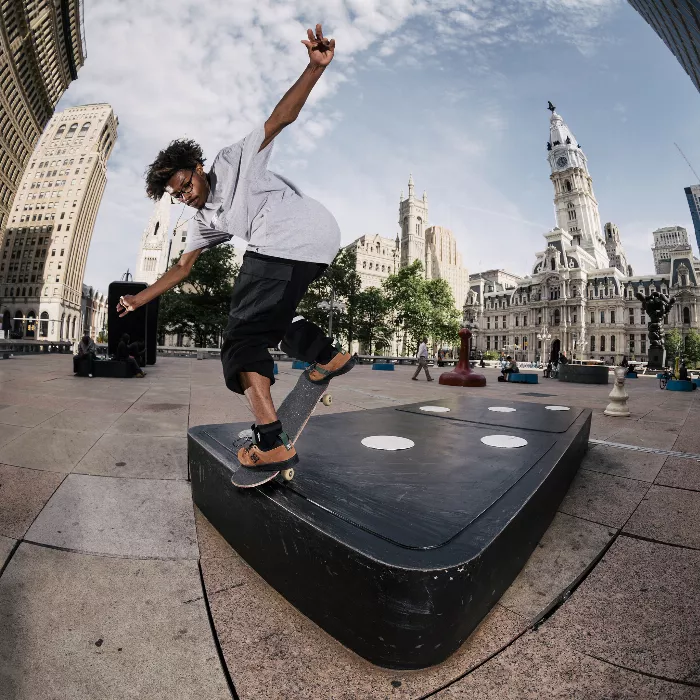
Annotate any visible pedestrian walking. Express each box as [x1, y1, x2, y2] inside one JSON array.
[[412, 337, 434, 381]]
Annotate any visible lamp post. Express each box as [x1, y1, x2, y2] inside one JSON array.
[[537, 327, 551, 365], [317, 290, 347, 338]]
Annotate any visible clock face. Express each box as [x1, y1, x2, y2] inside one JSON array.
[[556, 156, 568, 168]]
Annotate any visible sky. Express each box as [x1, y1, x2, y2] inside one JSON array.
[[56, 0, 700, 291]]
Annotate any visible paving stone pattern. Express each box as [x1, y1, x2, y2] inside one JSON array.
[[0, 355, 698, 699]]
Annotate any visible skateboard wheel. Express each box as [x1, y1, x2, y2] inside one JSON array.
[[281, 468, 295, 481], [321, 394, 332, 406]]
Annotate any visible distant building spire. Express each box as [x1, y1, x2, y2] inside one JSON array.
[[408, 173, 414, 197]]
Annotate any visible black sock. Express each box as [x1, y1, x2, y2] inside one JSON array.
[[254, 420, 283, 450]]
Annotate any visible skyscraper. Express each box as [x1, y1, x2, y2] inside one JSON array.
[[627, 0, 700, 93], [0, 0, 86, 235], [0, 104, 118, 341], [684, 183, 700, 254]]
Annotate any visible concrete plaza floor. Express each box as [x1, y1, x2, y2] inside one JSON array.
[[0, 354, 698, 699]]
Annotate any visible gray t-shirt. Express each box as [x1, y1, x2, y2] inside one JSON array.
[[183, 124, 340, 265]]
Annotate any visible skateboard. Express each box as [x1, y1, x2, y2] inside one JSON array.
[[229, 371, 334, 488]]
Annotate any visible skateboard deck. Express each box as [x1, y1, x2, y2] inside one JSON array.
[[230, 370, 333, 488]]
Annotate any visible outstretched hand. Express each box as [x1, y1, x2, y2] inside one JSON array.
[[302, 23, 335, 67], [117, 294, 138, 318]]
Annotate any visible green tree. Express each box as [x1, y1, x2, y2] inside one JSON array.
[[297, 247, 361, 345], [383, 261, 432, 355], [683, 329, 700, 368], [158, 245, 239, 347], [354, 287, 392, 355], [665, 328, 683, 363], [425, 278, 461, 350]]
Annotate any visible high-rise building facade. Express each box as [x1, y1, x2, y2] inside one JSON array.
[[0, 103, 117, 341], [0, 0, 86, 235], [627, 0, 700, 93], [652, 225, 691, 273], [684, 183, 700, 254]]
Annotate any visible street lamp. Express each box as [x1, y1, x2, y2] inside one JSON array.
[[317, 291, 347, 338]]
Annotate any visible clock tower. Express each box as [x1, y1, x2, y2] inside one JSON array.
[[547, 103, 609, 269]]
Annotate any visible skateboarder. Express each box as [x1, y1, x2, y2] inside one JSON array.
[[117, 23, 353, 470]]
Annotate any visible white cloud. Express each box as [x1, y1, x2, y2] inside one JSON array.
[[58, 0, 622, 288]]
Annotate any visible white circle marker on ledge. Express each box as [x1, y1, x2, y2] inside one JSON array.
[[420, 406, 450, 413], [545, 405, 570, 411], [481, 435, 528, 449], [362, 436, 415, 451], [488, 406, 516, 413]]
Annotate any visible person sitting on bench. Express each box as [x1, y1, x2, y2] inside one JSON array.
[[543, 360, 552, 378], [116, 333, 146, 378], [679, 362, 689, 381], [501, 355, 518, 379], [73, 331, 96, 375]]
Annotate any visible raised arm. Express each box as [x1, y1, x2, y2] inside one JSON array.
[[116, 248, 202, 317], [259, 23, 336, 152]]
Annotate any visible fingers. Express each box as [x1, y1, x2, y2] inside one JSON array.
[[315, 23, 323, 42]]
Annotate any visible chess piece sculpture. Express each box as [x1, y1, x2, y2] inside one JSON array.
[[604, 366, 630, 417]]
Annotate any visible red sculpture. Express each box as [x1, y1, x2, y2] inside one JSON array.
[[439, 326, 486, 387]]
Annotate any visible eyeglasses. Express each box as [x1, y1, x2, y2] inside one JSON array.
[[167, 169, 195, 201]]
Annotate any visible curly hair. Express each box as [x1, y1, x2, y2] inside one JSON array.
[[144, 139, 206, 201]]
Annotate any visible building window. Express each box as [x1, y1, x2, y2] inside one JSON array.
[[502, 316, 506, 329], [600, 336, 606, 352], [600, 311, 605, 324], [66, 123, 78, 138], [590, 336, 595, 352], [54, 125, 66, 139], [486, 336, 491, 351], [641, 334, 646, 354], [486, 317, 490, 330], [554, 309, 560, 325], [611, 336, 616, 352], [590, 312, 594, 324], [78, 122, 91, 137], [629, 334, 634, 353], [629, 309, 634, 324], [683, 307, 691, 324], [610, 310, 616, 324]]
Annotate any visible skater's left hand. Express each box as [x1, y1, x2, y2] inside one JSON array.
[[302, 23, 335, 67]]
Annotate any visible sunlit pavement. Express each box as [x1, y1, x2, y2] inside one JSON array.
[[0, 355, 698, 699]]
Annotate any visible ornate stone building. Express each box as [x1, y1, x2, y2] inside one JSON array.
[[0, 103, 118, 342], [464, 105, 700, 364], [0, 0, 86, 236], [346, 175, 469, 312]]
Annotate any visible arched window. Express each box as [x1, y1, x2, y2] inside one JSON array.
[[590, 336, 596, 352], [611, 310, 616, 324], [13, 311, 24, 335], [54, 125, 66, 139], [600, 336, 606, 352], [554, 309, 560, 325], [550, 258, 555, 271], [610, 336, 616, 352], [78, 122, 91, 137], [565, 180, 572, 192], [416, 217, 422, 236], [40, 311, 49, 337], [21, 287, 26, 296], [683, 306, 691, 324], [66, 123, 79, 138]]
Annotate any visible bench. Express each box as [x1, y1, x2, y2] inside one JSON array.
[[292, 360, 310, 370], [92, 360, 138, 378], [558, 364, 609, 385], [666, 379, 696, 392], [506, 372, 538, 384], [372, 363, 395, 371]]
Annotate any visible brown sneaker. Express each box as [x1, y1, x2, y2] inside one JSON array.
[[237, 441, 299, 470], [307, 344, 356, 383]]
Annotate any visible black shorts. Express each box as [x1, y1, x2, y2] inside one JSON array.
[[220, 252, 332, 394]]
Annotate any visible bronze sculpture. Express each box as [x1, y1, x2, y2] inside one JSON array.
[[635, 290, 676, 368]]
